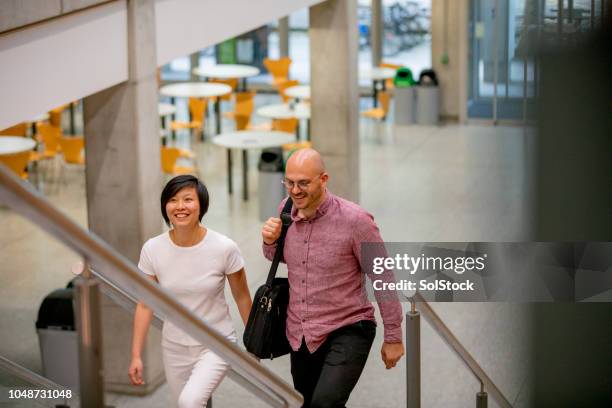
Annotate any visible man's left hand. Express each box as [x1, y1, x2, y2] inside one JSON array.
[[381, 342, 404, 369]]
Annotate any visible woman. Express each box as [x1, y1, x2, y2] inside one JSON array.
[[128, 175, 252, 408]]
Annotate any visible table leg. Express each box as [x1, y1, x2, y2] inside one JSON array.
[[295, 123, 300, 141], [372, 81, 378, 108], [240, 78, 247, 92], [307, 119, 311, 142], [242, 150, 248, 201], [380, 80, 387, 121], [69, 102, 76, 135], [215, 99, 221, 135], [170, 97, 177, 140], [227, 150, 233, 195]]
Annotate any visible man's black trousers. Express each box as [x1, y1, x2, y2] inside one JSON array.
[[290, 320, 376, 408]]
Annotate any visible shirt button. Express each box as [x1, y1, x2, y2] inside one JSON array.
[[302, 260, 305, 264], [301, 279, 305, 284], [304, 240, 307, 243], [301, 299, 305, 303], [301, 319, 305, 322]]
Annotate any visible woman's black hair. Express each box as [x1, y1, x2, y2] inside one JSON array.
[[160, 175, 209, 226]]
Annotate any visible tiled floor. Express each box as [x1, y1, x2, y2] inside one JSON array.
[[0, 95, 536, 407]]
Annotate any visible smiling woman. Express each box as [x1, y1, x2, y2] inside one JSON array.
[[128, 175, 253, 408]]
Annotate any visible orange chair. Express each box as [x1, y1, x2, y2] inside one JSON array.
[[263, 57, 292, 87], [277, 80, 300, 103], [48, 106, 67, 128], [34, 123, 62, 160], [0, 151, 31, 179], [380, 62, 402, 91], [160, 146, 197, 176], [0, 123, 28, 137], [224, 92, 255, 129], [361, 91, 391, 121], [209, 78, 238, 102], [171, 98, 207, 139], [272, 118, 299, 133], [59, 136, 85, 165]]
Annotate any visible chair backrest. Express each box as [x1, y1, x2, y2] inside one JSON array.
[[234, 92, 255, 116], [160, 146, 180, 174], [277, 80, 300, 103], [48, 106, 66, 127], [0, 151, 30, 179], [380, 62, 402, 89], [263, 57, 292, 80], [0, 123, 28, 137], [378, 91, 391, 114], [37, 123, 62, 153], [59, 136, 85, 164], [188, 98, 207, 125], [210, 78, 238, 101], [234, 114, 251, 131], [272, 118, 298, 133]]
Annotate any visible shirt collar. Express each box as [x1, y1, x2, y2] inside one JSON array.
[[291, 190, 333, 222]]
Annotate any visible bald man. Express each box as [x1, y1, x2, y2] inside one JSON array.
[[262, 148, 404, 408]]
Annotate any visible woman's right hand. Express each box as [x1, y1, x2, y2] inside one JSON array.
[[128, 357, 145, 385]]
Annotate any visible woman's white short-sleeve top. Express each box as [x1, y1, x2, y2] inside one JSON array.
[[138, 229, 244, 345]]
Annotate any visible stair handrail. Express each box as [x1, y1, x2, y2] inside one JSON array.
[[0, 164, 302, 408]]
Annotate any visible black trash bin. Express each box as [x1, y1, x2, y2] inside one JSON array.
[[258, 148, 286, 221], [36, 286, 79, 392]]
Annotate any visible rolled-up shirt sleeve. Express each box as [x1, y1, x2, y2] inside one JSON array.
[[353, 211, 404, 344]]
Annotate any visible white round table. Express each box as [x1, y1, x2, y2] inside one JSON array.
[[160, 83, 232, 135], [284, 85, 310, 101], [256, 103, 310, 120], [256, 103, 311, 141], [0, 137, 36, 155], [212, 131, 295, 201], [193, 64, 260, 91], [360, 67, 397, 108]]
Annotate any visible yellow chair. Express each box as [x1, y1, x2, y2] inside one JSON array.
[[0, 123, 28, 137], [361, 91, 390, 121], [160, 146, 197, 176], [209, 78, 238, 102], [380, 62, 402, 91], [48, 106, 67, 128], [225, 92, 256, 129], [272, 118, 299, 133], [59, 136, 85, 165], [282, 141, 312, 153], [277, 80, 300, 103], [34, 123, 62, 160], [0, 151, 31, 179], [171, 98, 207, 138], [234, 114, 251, 131], [263, 57, 292, 87]]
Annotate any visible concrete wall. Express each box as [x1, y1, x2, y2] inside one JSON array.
[[0, 0, 325, 129], [0, 0, 112, 33], [431, 0, 469, 122]]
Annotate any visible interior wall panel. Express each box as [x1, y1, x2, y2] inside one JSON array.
[[155, 0, 324, 66], [0, 1, 128, 129]]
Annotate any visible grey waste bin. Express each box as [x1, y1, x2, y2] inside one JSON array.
[[36, 286, 79, 392], [394, 87, 416, 126], [258, 148, 286, 221], [416, 69, 440, 125]]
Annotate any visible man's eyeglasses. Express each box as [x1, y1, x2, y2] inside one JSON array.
[[281, 174, 323, 191]]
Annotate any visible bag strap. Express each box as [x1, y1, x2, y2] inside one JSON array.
[[265, 198, 293, 287]]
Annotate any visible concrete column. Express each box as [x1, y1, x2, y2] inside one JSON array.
[[432, 0, 469, 121], [83, 0, 164, 395], [371, 0, 383, 66], [279, 16, 290, 57], [310, 0, 359, 202]]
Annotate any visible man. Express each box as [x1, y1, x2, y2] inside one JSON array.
[[262, 148, 404, 408]]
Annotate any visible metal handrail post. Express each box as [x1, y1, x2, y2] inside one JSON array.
[[406, 300, 420, 408], [73, 260, 105, 407]]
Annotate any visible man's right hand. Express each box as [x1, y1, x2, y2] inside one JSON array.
[[128, 357, 145, 385], [262, 217, 282, 245]]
